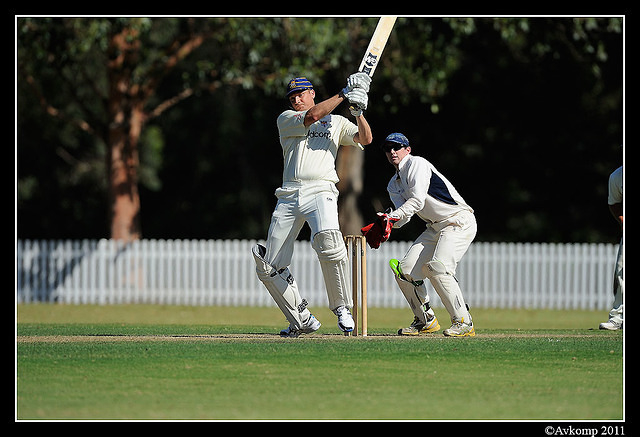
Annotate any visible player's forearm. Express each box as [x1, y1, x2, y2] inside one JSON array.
[[304, 94, 345, 127], [354, 115, 373, 145], [392, 197, 424, 228]]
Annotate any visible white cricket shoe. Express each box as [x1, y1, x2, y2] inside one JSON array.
[[599, 320, 623, 330], [334, 306, 355, 333], [280, 314, 322, 337], [443, 319, 476, 337]]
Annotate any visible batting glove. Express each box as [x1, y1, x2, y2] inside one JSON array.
[[342, 72, 372, 96], [347, 72, 371, 92], [345, 88, 368, 116]]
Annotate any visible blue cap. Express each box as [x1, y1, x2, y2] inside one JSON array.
[[385, 133, 410, 147], [286, 77, 314, 97]]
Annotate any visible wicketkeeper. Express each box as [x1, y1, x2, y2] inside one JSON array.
[[362, 133, 477, 337], [253, 75, 373, 337]]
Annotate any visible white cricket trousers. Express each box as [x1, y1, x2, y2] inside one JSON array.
[[263, 181, 341, 269], [608, 237, 624, 324], [398, 210, 477, 322], [261, 181, 352, 313]]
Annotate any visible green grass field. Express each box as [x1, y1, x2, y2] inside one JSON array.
[[16, 305, 624, 421]]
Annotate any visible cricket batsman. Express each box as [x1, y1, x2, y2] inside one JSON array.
[[253, 75, 373, 337], [361, 133, 477, 337]]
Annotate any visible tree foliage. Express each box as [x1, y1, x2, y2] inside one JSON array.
[[17, 17, 623, 243]]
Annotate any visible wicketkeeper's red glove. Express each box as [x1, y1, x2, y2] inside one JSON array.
[[361, 212, 400, 249]]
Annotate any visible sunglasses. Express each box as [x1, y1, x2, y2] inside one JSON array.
[[381, 142, 407, 153]]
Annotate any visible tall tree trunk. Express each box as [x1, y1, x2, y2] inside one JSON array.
[[106, 103, 143, 241], [336, 146, 364, 236], [106, 29, 143, 242]]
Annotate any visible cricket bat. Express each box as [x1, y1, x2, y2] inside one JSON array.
[[358, 16, 397, 78]]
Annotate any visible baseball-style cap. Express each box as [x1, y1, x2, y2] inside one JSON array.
[[385, 133, 410, 146], [381, 133, 410, 152], [286, 77, 314, 97]]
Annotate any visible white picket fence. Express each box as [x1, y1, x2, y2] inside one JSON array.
[[16, 239, 619, 310]]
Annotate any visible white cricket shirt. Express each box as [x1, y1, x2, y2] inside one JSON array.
[[387, 154, 473, 227], [277, 110, 360, 185], [608, 166, 623, 205]]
